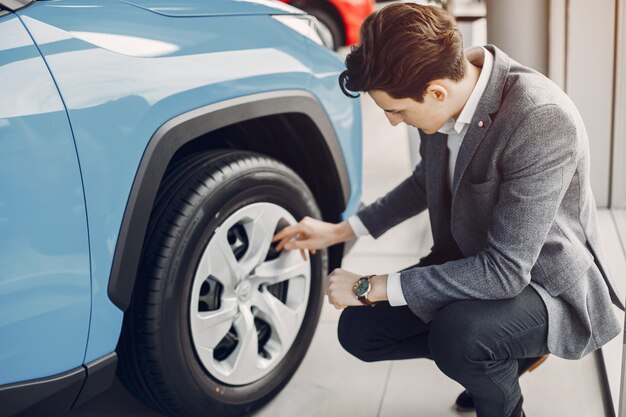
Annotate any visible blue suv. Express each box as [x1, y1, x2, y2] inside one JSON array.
[[0, 1, 363, 416]]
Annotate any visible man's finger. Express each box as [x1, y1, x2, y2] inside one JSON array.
[[272, 224, 300, 242], [300, 249, 307, 261], [284, 239, 308, 250], [275, 235, 297, 252], [272, 225, 293, 241], [275, 237, 288, 252]]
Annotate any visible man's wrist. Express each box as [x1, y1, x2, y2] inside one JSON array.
[[334, 220, 356, 243], [368, 274, 388, 303]]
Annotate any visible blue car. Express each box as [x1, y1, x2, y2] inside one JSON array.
[[0, 0, 363, 415]]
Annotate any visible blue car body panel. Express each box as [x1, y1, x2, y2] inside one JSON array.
[[121, 0, 303, 17], [304, 39, 363, 217], [0, 13, 91, 385], [8, 0, 362, 371]]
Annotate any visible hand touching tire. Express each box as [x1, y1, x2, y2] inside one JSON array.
[[272, 216, 355, 261]]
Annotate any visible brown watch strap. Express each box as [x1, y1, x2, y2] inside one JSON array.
[[357, 275, 377, 307], [358, 294, 377, 307]]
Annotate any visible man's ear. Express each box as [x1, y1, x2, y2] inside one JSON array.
[[426, 82, 448, 102]]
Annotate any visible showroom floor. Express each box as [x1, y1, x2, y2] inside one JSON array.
[[68, 91, 624, 417]]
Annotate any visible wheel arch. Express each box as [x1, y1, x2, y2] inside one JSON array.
[[107, 90, 351, 311]]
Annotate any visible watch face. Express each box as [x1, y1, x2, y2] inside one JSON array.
[[354, 277, 370, 297]]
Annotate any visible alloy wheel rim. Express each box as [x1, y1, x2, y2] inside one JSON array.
[[189, 202, 311, 385]]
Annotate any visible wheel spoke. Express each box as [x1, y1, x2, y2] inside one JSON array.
[[240, 205, 283, 276], [227, 306, 260, 381], [251, 250, 309, 286], [252, 288, 300, 348], [197, 228, 244, 288], [191, 297, 238, 349]]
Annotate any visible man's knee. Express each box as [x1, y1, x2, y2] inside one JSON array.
[[428, 301, 487, 376], [337, 307, 379, 362]]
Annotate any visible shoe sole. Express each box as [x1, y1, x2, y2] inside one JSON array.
[[454, 404, 475, 413], [524, 354, 549, 373]]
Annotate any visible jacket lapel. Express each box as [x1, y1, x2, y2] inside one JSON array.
[[451, 45, 511, 202]]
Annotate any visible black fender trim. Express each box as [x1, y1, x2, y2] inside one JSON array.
[[72, 353, 118, 409], [0, 353, 117, 417], [107, 90, 351, 311]]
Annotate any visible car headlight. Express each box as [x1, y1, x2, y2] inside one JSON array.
[[272, 14, 332, 49]]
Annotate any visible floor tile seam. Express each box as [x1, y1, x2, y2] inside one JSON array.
[[376, 362, 395, 417]]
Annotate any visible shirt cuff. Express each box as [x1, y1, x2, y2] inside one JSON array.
[[347, 215, 370, 237], [386, 272, 407, 306]]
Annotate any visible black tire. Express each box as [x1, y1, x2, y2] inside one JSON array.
[[117, 150, 327, 417]]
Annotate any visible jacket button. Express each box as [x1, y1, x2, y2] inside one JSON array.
[[478, 120, 484, 128]]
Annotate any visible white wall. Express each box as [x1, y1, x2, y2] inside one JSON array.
[[485, 0, 549, 75], [490, 0, 616, 207], [612, 0, 626, 208], [565, 0, 616, 207]]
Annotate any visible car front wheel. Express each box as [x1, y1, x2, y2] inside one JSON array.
[[117, 150, 327, 417]]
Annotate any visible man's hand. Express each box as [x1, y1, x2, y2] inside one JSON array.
[[272, 217, 356, 261], [327, 268, 388, 309]]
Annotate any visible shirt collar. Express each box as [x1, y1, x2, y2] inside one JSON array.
[[437, 46, 494, 136]]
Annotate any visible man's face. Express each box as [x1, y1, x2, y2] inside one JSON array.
[[369, 88, 451, 134]]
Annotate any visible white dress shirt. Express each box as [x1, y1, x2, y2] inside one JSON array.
[[347, 46, 494, 306]]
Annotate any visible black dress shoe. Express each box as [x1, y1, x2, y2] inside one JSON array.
[[456, 393, 525, 415], [454, 355, 547, 412]]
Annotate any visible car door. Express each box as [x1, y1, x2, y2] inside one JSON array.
[[0, 10, 91, 386]]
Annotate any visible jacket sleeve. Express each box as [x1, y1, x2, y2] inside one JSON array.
[[399, 105, 578, 322], [354, 131, 428, 239]]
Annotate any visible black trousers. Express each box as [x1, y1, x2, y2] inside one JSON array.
[[337, 255, 550, 417]]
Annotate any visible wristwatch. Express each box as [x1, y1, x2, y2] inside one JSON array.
[[353, 275, 377, 307]]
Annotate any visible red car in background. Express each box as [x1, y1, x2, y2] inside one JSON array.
[[280, 0, 374, 50]]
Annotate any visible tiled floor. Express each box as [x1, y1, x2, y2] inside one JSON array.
[[70, 90, 621, 417]]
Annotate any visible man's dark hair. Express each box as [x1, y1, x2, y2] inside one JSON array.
[[339, 3, 465, 102]]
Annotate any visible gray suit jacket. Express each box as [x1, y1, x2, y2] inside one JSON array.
[[356, 45, 624, 359]]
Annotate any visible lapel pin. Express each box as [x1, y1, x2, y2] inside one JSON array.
[[477, 120, 485, 128]]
